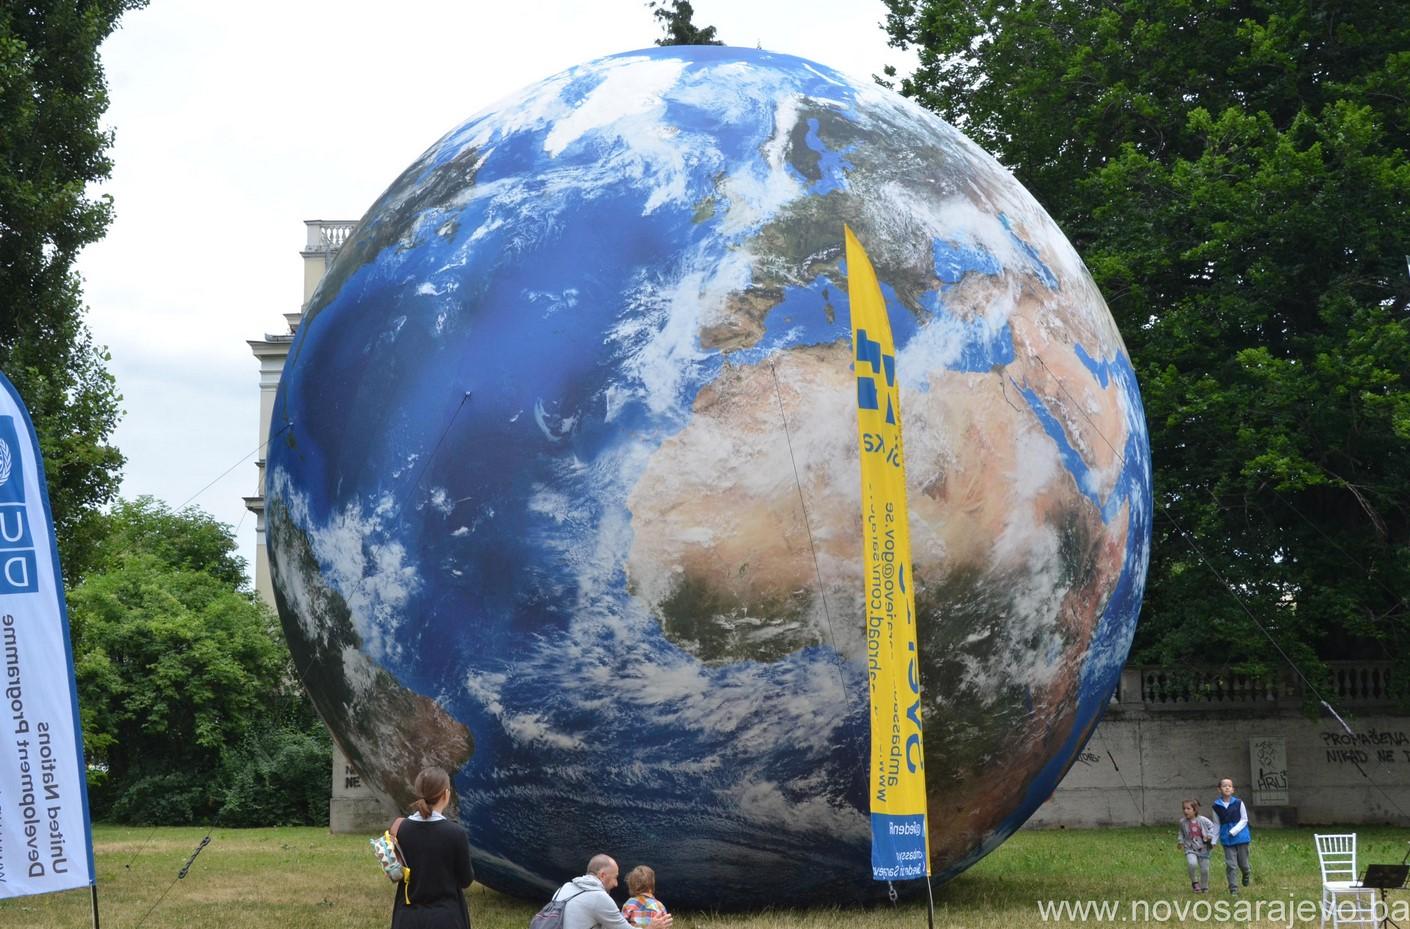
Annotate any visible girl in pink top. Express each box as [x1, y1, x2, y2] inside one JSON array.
[[1177, 798, 1218, 892]]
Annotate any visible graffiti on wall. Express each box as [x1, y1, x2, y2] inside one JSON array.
[[1322, 729, 1410, 766], [1251, 737, 1289, 805]]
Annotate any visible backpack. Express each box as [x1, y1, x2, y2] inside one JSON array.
[[528, 886, 590, 929], [370, 817, 412, 904]]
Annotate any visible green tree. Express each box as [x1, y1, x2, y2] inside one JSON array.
[[70, 499, 328, 824], [93, 496, 249, 590], [0, 1, 143, 580], [881, 2, 1410, 688], [649, 1, 723, 46]]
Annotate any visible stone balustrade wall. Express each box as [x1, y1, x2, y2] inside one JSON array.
[[1030, 664, 1410, 828]]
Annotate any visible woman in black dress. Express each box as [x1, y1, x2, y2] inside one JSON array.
[[391, 766, 475, 929]]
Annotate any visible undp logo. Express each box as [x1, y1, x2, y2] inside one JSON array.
[[0, 416, 37, 595]]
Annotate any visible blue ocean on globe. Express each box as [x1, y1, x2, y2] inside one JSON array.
[[266, 46, 1152, 909]]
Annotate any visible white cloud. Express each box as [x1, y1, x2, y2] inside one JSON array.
[[268, 469, 420, 661], [543, 56, 686, 157]]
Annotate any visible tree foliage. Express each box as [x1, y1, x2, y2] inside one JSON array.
[[881, 2, 1410, 687], [649, 1, 723, 46], [217, 722, 331, 828], [92, 495, 249, 590], [71, 498, 328, 824], [0, 1, 142, 580]]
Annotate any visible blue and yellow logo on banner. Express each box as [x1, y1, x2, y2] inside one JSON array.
[[845, 226, 930, 880]]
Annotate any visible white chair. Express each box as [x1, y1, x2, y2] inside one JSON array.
[[1315, 833, 1378, 928]]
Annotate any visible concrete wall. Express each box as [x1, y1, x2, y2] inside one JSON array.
[[1030, 668, 1410, 828], [331, 741, 397, 833]]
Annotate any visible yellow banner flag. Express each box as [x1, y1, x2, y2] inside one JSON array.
[[845, 225, 930, 880]]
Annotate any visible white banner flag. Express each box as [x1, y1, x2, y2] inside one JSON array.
[[0, 371, 95, 898]]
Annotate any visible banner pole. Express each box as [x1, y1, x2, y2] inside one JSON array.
[[924, 874, 935, 929], [91, 884, 100, 929]]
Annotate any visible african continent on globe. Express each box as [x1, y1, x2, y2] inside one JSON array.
[[266, 46, 1151, 909]]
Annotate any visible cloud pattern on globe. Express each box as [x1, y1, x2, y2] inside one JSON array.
[[266, 46, 1152, 908]]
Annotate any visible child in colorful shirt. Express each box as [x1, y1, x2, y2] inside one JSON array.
[[622, 865, 670, 928], [1176, 799, 1218, 892]]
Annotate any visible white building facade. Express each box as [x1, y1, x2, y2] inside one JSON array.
[[246, 220, 394, 833]]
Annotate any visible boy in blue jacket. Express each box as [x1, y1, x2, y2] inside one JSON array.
[[1212, 777, 1252, 893]]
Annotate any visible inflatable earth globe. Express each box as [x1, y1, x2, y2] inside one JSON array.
[[266, 46, 1151, 908]]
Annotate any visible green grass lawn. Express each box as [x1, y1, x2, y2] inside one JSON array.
[[0, 825, 1404, 928]]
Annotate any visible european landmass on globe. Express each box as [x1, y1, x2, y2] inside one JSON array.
[[265, 45, 1152, 909]]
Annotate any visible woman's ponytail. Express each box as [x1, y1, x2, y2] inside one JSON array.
[[411, 766, 451, 818]]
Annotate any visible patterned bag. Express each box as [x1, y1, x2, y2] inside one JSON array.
[[371, 816, 410, 903]]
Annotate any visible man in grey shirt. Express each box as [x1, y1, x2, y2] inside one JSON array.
[[551, 854, 673, 929]]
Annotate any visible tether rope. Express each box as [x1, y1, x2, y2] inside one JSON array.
[[126, 829, 211, 929], [768, 360, 851, 706], [406, 391, 472, 495], [174, 421, 291, 511]]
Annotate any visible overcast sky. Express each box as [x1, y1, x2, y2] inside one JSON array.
[[77, 0, 917, 578]]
